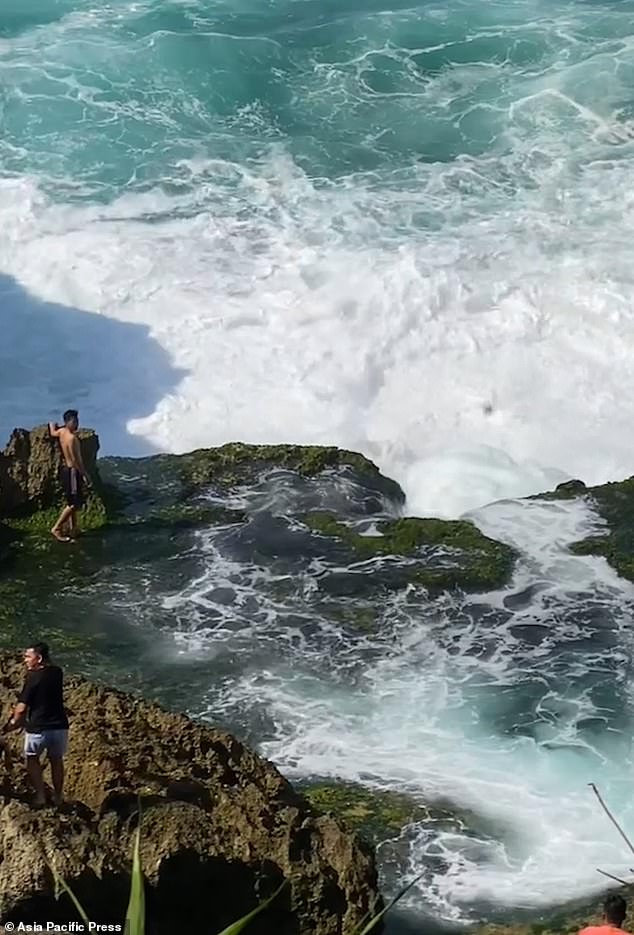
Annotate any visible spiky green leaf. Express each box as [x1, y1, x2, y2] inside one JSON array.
[[351, 873, 424, 935], [124, 822, 145, 935], [216, 880, 286, 935]]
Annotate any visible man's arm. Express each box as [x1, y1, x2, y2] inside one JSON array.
[[2, 702, 26, 733], [72, 435, 91, 484], [3, 673, 34, 734], [49, 422, 61, 438]]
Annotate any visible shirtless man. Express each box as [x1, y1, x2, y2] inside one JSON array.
[[48, 409, 91, 542]]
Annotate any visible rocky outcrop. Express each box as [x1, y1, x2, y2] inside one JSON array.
[[538, 474, 634, 583], [301, 781, 459, 846], [96, 442, 405, 524], [0, 653, 381, 933], [0, 425, 102, 520]]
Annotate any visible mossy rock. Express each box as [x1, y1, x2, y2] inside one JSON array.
[[301, 780, 493, 850], [569, 475, 634, 582], [0, 566, 95, 654], [119, 503, 246, 531], [301, 781, 437, 844], [5, 499, 108, 536], [303, 512, 516, 592], [4, 438, 404, 538], [537, 475, 634, 583], [534, 479, 589, 502], [332, 605, 379, 633], [160, 443, 404, 502]]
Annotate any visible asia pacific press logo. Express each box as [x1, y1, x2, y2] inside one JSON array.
[[4, 924, 123, 933]]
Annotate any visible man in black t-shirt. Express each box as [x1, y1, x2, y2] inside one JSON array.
[[3, 642, 69, 807]]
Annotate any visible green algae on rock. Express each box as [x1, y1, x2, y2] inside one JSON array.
[[156, 442, 405, 502], [332, 604, 380, 633], [537, 475, 634, 583], [568, 476, 634, 583], [301, 781, 437, 844], [303, 512, 516, 592], [300, 780, 499, 850], [121, 502, 246, 530], [97, 441, 404, 527]]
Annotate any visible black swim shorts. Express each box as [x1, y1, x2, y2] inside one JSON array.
[[60, 466, 84, 509]]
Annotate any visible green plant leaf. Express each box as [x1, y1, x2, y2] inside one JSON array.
[[124, 821, 145, 935], [216, 880, 286, 935], [50, 866, 91, 926], [351, 873, 424, 935]]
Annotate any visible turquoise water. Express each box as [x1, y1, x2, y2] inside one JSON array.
[[4, 0, 634, 196], [4, 0, 634, 927]]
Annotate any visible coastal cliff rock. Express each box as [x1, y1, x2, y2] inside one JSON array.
[[0, 425, 103, 523], [0, 653, 381, 933]]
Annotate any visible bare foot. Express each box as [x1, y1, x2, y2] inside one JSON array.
[[32, 797, 47, 809], [51, 529, 71, 543]]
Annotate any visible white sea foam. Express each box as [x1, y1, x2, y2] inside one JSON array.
[[202, 496, 634, 916], [2, 148, 634, 517]]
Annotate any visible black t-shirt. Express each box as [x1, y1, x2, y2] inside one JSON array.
[[18, 665, 69, 732]]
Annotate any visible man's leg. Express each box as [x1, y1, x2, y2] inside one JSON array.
[[49, 758, 64, 806], [26, 757, 47, 805], [48, 731, 68, 806], [68, 507, 78, 539], [25, 734, 48, 806], [51, 505, 74, 542]]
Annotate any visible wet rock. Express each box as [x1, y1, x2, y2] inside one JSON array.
[[555, 479, 587, 497], [567, 475, 634, 583], [536, 479, 588, 500], [537, 472, 634, 584], [300, 780, 447, 845], [303, 512, 516, 593], [0, 653, 381, 934], [300, 780, 513, 879], [99, 443, 405, 521]]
